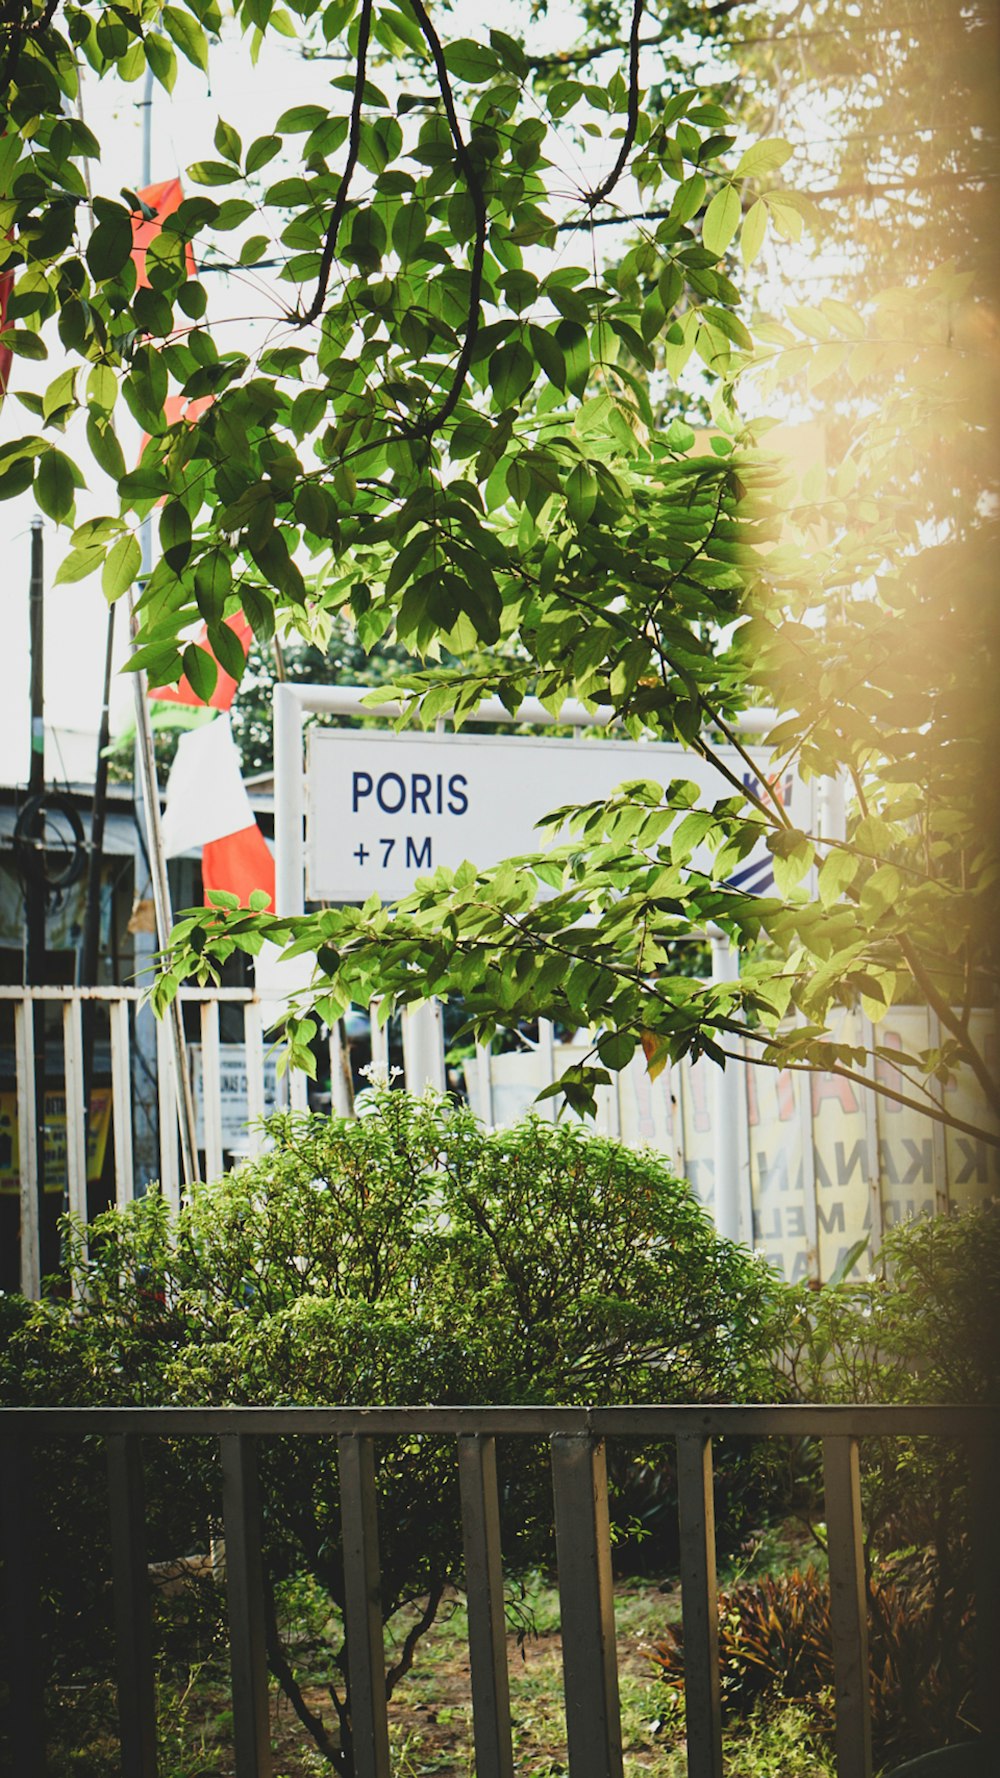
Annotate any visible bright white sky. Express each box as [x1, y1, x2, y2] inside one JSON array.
[[0, 2, 785, 786]]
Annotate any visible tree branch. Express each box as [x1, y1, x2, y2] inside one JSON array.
[[401, 0, 487, 439], [296, 0, 374, 328], [585, 0, 645, 210], [384, 1579, 445, 1698]]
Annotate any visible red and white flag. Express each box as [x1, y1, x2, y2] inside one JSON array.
[[159, 714, 275, 911]]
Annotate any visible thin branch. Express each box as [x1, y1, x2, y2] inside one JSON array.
[[400, 0, 487, 440], [384, 1579, 445, 1698], [296, 0, 374, 328], [585, 0, 645, 210], [896, 932, 1000, 1117], [717, 1038, 1000, 1150], [262, 1572, 345, 1770]]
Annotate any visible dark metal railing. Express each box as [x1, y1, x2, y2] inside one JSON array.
[[2, 1404, 998, 1778]]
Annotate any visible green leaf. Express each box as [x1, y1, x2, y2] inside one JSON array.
[[565, 460, 597, 527], [86, 364, 117, 414], [35, 450, 76, 524], [489, 340, 534, 409], [214, 117, 242, 164], [183, 643, 218, 702], [740, 197, 767, 268], [702, 184, 741, 256], [528, 324, 566, 391], [86, 207, 133, 280], [735, 137, 793, 179], [597, 1029, 637, 1069], [145, 31, 177, 92], [246, 134, 281, 174], [443, 38, 501, 83], [554, 319, 589, 397], [188, 160, 239, 187], [275, 104, 327, 132], [54, 543, 103, 584], [0, 458, 34, 500], [102, 532, 142, 602], [670, 172, 706, 226], [5, 330, 48, 361], [159, 500, 192, 570], [194, 550, 233, 622], [392, 202, 426, 263], [208, 618, 248, 682], [162, 5, 209, 71]]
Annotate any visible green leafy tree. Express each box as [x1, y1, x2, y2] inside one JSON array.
[[0, 1090, 788, 1770], [1, 0, 995, 1145]]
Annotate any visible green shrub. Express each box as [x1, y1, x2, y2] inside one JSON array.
[[771, 1205, 1000, 1760], [0, 1088, 788, 1774], [648, 1560, 976, 1767]]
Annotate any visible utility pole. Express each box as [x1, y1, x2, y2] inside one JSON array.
[[25, 517, 49, 1263], [79, 606, 115, 987], [25, 517, 45, 981]]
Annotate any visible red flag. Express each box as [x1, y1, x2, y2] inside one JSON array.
[[131, 178, 196, 288], [150, 610, 254, 711], [202, 822, 275, 912]]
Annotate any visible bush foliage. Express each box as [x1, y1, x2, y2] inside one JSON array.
[[649, 1561, 977, 1767], [0, 1089, 787, 1772]]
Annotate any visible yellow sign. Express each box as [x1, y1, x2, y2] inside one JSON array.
[[0, 1088, 114, 1195]]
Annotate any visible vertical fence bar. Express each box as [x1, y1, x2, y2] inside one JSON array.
[[926, 1009, 950, 1216], [289, 1061, 310, 1112], [969, 1438, 1000, 1736], [220, 1434, 272, 1778], [329, 1017, 353, 1117], [676, 1434, 723, 1778], [822, 1436, 872, 1778], [369, 999, 389, 1082], [156, 1013, 181, 1214], [14, 999, 41, 1299], [200, 999, 224, 1184], [0, 1430, 45, 1772], [109, 998, 135, 1210], [243, 1000, 266, 1155], [337, 1434, 391, 1778], [860, 1016, 883, 1261], [475, 1043, 494, 1128], [536, 1019, 557, 1119], [107, 1434, 158, 1777], [549, 1434, 623, 1778], [458, 1435, 514, 1778], [63, 995, 89, 1232]]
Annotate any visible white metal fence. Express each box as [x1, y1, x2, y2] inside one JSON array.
[[1, 986, 996, 1300]]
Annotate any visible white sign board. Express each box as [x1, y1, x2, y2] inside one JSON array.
[[191, 1043, 280, 1150], [305, 729, 811, 903]]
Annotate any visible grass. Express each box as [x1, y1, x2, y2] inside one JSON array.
[[108, 1533, 838, 1778], [38, 1525, 855, 1775]]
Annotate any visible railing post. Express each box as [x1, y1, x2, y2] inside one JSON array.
[[106, 1434, 158, 1777], [338, 1433, 391, 1778], [549, 1433, 623, 1778], [969, 1437, 1000, 1737], [823, 1436, 872, 1778], [109, 998, 136, 1212], [457, 1435, 514, 1778], [220, 1434, 272, 1778], [13, 998, 41, 1298], [0, 1429, 45, 1771], [676, 1433, 723, 1778]]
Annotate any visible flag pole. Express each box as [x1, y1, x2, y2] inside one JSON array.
[[130, 612, 200, 1188], [129, 65, 200, 1188]]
